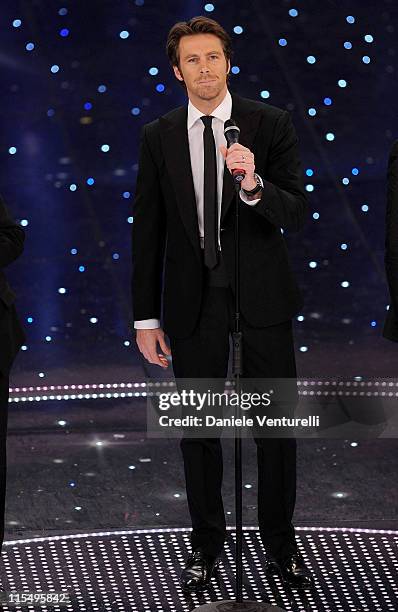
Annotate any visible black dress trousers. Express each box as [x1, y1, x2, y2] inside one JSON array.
[[169, 255, 298, 560], [0, 372, 9, 550]]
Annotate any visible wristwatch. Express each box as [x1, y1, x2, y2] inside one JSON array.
[[242, 172, 264, 196]]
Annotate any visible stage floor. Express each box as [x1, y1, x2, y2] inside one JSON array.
[[1, 526, 397, 611]]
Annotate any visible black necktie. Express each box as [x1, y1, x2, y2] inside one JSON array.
[[201, 115, 218, 269]]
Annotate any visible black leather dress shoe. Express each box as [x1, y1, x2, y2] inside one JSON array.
[[266, 552, 314, 590], [180, 549, 219, 593]]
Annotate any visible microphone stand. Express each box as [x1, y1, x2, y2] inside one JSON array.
[[192, 183, 284, 611]]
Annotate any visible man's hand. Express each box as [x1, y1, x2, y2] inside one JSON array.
[[136, 328, 171, 368], [219, 143, 257, 191]]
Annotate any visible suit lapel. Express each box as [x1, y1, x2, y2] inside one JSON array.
[[160, 106, 201, 260], [220, 93, 263, 223], [159, 92, 263, 257]]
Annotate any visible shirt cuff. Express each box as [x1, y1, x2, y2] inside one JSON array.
[[239, 189, 262, 206], [134, 318, 161, 329]]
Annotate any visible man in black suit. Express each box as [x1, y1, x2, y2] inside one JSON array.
[[383, 140, 398, 341], [0, 196, 25, 551], [132, 17, 313, 591]]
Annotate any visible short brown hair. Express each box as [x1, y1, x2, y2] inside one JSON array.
[[166, 16, 233, 87]]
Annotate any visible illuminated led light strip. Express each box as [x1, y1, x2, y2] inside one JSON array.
[[3, 525, 397, 546], [9, 384, 398, 403], [9, 390, 398, 403], [10, 379, 398, 394]]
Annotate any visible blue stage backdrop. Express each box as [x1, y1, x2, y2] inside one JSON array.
[[0, 0, 396, 379]]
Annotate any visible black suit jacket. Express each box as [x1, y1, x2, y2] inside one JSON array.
[[132, 91, 308, 339], [0, 196, 25, 374], [383, 139, 398, 342]]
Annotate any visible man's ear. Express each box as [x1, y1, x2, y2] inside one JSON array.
[[173, 64, 184, 82], [226, 59, 231, 75]]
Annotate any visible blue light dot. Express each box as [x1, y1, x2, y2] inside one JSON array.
[[308, 107, 317, 116], [342, 177, 350, 185], [361, 204, 369, 212], [341, 281, 350, 288], [149, 67, 159, 76], [231, 66, 240, 74], [300, 346, 308, 352], [289, 9, 298, 17], [309, 261, 317, 268], [233, 26, 243, 34], [84, 102, 92, 110], [27, 317, 33, 324], [69, 183, 77, 191], [370, 320, 377, 327], [352, 167, 359, 175], [69, 482, 76, 487], [8, 147, 17, 155], [58, 287, 66, 294], [131, 107, 140, 115], [123, 191, 131, 199], [279, 38, 287, 47], [90, 317, 98, 324], [297, 315, 304, 322], [364, 34, 374, 43], [12, 19, 22, 28], [338, 79, 347, 87], [346, 15, 355, 24], [313, 212, 320, 220], [112, 253, 120, 260], [101, 144, 110, 152], [50, 65, 60, 74], [60, 28, 69, 37], [306, 169, 314, 176], [326, 132, 335, 141], [120, 30, 130, 39], [306, 184, 314, 192], [21, 345, 27, 351], [127, 216, 134, 224], [307, 55, 316, 64], [340, 243, 348, 250], [86, 177, 95, 185], [260, 90, 270, 99], [97, 84, 107, 93], [156, 83, 165, 92], [26, 42, 35, 51], [362, 55, 371, 64], [20, 219, 28, 227], [58, 8, 68, 16], [70, 248, 78, 255], [204, 3, 215, 11], [324, 97, 332, 105], [79, 265, 85, 272], [124, 341, 130, 347], [47, 108, 55, 117], [45, 336, 52, 342], [344, 41, 352, 49]]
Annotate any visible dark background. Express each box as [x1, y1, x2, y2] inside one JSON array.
[[1, 0, 397, 381]]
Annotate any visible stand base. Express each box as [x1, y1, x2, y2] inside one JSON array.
[[192, 602, 286, 611]]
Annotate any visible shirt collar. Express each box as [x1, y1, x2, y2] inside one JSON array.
[[187, 89, 232, 130]]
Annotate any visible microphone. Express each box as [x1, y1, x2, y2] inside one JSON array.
[[224, 119, 245, 183]]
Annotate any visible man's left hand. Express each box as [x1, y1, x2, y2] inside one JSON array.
[[219, 143, 257, 191]]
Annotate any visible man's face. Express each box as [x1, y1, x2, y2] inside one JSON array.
[[173, 33, 230, 102]]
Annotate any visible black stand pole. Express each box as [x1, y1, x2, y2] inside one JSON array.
[[192, 186, 285, 611]]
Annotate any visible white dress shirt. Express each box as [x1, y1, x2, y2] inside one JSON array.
[[134, 89, 261, 330]]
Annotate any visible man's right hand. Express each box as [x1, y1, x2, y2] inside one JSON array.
[[135, 328, 171, 368]]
